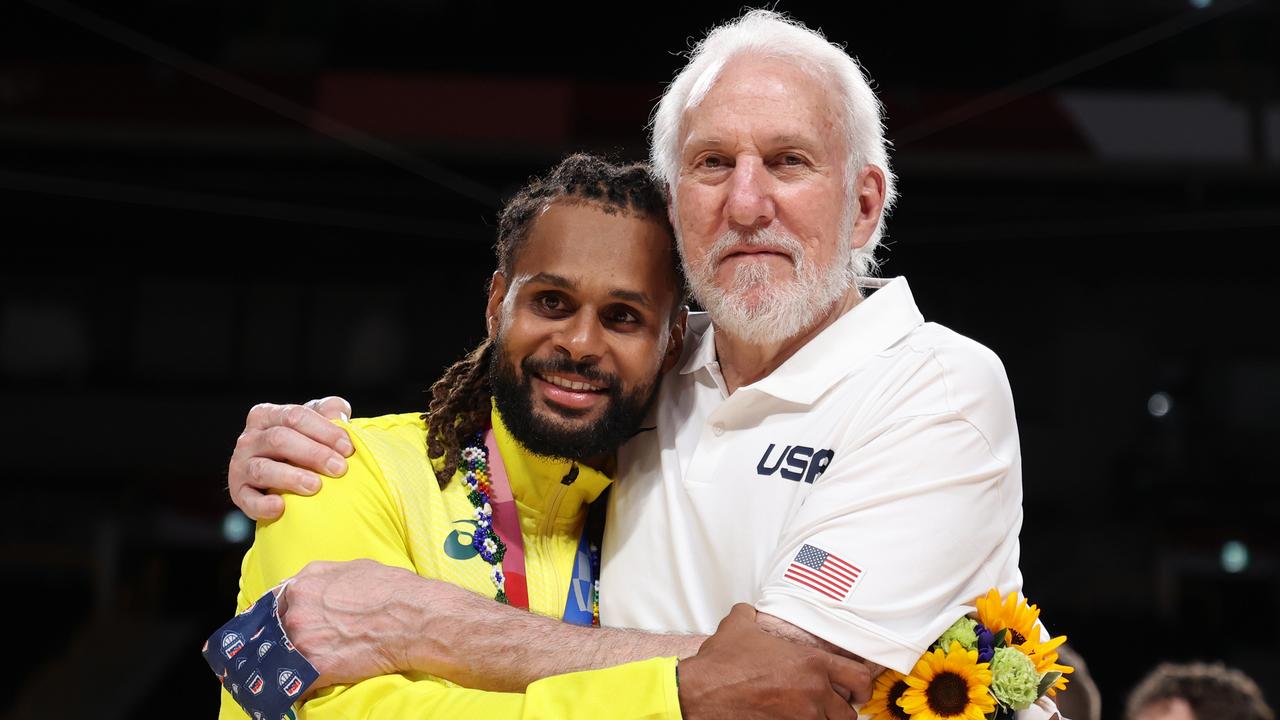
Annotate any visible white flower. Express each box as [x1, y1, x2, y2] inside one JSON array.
[[484, 538, 497, 553]]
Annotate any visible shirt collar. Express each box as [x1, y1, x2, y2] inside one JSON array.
[[676, 312, 716, 376], [490, 404, 612, 519], [679, 277, 925, 405]]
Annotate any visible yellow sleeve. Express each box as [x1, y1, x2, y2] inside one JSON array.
[[219, 421, 682, 720], [219, 658, 681, 720], [233, 420, 414, 613]]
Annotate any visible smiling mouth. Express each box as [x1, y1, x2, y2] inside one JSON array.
[[537, 373, 606, 392]]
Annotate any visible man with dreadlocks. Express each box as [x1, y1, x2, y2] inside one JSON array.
[[215, 153, 871, 720]]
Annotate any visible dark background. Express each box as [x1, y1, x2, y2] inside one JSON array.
[[2, 0, 1277, 717]]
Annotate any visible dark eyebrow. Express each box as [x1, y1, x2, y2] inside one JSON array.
[[610, 289, 653, 308], [527, 272, 653, 309], [527, 272, 575, 290]]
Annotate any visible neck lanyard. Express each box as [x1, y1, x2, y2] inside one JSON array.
[[481, 429, 601, 625], [483, 429, 531, 610]]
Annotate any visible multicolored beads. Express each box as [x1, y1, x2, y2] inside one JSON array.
[[461, 432, 509, 601]]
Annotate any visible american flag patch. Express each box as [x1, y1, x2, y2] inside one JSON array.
[[784, 544, 861, 601]]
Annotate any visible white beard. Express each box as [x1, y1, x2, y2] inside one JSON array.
[[685, 226, 855, 345]]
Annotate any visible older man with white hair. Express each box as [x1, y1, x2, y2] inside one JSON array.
[[227, 10, 1057, 719]]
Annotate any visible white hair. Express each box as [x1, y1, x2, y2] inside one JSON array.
[[650, 9, 897, 275], [687, 225, 856, 345]]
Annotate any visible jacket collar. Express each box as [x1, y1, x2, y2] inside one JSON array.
[[490, 404, 612, 520]]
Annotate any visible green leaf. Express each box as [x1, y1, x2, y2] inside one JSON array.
[[1037, 671, 1063, 698], [992, 628, 1008, 648]]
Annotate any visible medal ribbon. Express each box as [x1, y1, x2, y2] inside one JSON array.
[[484, 429, 530, 610], [483, 428, 602, 623]]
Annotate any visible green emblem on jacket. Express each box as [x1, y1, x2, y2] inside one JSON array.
[[443, 519, 480, 560]]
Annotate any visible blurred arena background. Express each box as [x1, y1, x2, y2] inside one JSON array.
[[1, 1, 1277, 717]]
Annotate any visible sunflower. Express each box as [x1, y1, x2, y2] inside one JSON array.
[[975, 589, 1042, 648], [1019, 634, 1074, 697], [863, 670, 912, 720], [899, 642, 995, 720]]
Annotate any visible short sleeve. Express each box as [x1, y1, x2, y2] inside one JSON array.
[[755, 357, 1023, 673]]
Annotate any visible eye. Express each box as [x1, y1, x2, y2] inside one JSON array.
[[605, 306, 642, 326], [698, 154, 728, 169], [778, 153, 806, 166], [534, 293, 570, 315]]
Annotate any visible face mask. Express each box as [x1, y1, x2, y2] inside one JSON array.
[[201, 585, 319, 720]]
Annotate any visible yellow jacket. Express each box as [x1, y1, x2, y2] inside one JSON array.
[[218, 409, 681, 719]]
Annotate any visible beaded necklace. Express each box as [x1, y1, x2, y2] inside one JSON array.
[[460, 431, 601, 626], [460, 433, 509, 603]]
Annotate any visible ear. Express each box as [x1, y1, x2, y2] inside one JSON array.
[[485, 271, 507, 339], [660, 305, 689, 374], [849, 164, 886, 251]]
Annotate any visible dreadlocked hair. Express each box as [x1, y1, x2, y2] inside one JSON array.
[[423, 152, 686, 487], [424, 338, 494, 486], [495, 153, 685, 302]]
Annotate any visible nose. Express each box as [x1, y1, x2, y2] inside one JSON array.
[[726, 157, 775, 231], [554, 310, 606, 363]]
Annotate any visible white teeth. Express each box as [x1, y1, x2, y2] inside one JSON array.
[[544, 375, 601, 392]]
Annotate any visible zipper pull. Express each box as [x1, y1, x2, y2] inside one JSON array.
[[560, 464, 579, 486]]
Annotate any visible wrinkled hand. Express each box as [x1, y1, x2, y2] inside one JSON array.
[[278, 559, 435, 688], [229, 396, 355, 520], [678, 604, 872, 720]]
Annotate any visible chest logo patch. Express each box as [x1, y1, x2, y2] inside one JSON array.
[[756, 444, 835, 484], [443, 519, 480, 560]]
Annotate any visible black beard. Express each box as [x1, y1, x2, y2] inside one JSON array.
[[488, 346, 659, 462]]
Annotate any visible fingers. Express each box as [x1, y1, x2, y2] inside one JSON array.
[[306, 396, 354, 425], [228, 402, 352, 519], [823, 688, 859, 720], [259, 424, 348, 476], [234, 484, 285, 521], [824, 654, 873, 706], [725, 602, 758, 625], [229, 445, 329, 518], [279, 403, 356, 457], [247, 403, 355, 458]]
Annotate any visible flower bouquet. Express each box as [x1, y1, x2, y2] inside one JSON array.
[[863, 589, 1073, 720]]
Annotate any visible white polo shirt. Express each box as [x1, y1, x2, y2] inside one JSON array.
[[601, 277, 1025, 674]]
